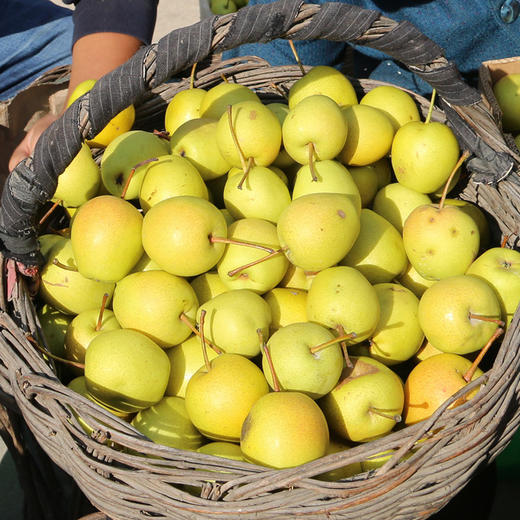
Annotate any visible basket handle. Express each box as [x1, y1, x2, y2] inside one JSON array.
[[0, 0, 517, 269]]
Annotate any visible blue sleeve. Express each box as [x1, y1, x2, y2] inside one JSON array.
[[63, 0, 158, 46]]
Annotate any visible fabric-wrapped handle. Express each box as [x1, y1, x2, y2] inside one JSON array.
[[0, 0, 516, 268]]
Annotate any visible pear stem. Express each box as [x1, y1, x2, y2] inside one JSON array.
[[179, 312, 222, 354], [227, 249, 284, 277], [308, 142, 318, 182], [120, 157, 159, 199], [39, 200, 62, 227], [438, 150, 471, 210], [199, 309, 211, 372], [288, 39, 306, 76], [468, 313, 505, 327], [237, 156, 254, 190], [369, 406, 401, 423], [501, 234, 510, 248], [26, 334, 85, 370], [210, 235, 276, 254], [153, 129, 170, 140], [220, 74, 229, 83], [309, 331, 357, 355], [189, 62, 197, 90], [463, 327, 504, 383], [269, 82, 289, 101], [52, 259, 78, 272], [336, 324, 354, 368], [425, 88, 437, 125], [226, 104, 248, 174], [258, 328, 280, 392], [95, 293, 110, 332]]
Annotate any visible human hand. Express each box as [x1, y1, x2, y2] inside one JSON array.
[[8, 112, 59, 172]]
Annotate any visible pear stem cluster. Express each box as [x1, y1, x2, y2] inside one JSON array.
[[120, 157, 159, 199], [179, 312, 222, 354], [95, 292, 110, 332], [258, 328, 281, 392], [438, 150, 471, 209], [463, 326, 504, 382]]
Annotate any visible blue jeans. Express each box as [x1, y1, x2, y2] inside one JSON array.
[[0, 0, 73, 101]]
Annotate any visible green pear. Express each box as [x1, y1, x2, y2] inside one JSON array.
[[210, 0, 237, 14], [71, 195, 144, 282], [282, 94, 347, 165], [85, 328, 170, 413], [338, 104, 395, 166], [216, 100, 282, 167], [164, 87, 206, 136], [200, 82, 260, 120], [391, 121, 460, 193], [38, 233, 68, 262], [190, 271, 229, 306], [288, 65, 357, 108], [216, 217, 289, 294], [404, 353, 483, 425], [403, 203, 480, 280], [466, 247, 520, 328], [263, 287, 307, 333], [170, 118, 232, 181], [138, 154, 208, 212], [142, 196, 227, 277], [52, 142, 100, 207], [64, 305, 121, 369], [185, 353, 269, 441], [165, 334, 219, 398], [319, 356, 404, 442], [493, 73, 520, 132], [277, 192, 360, 272], [39, 238, 115, 315], [418, 275, 502, 355], [368, 283, 424, 365], [372, 157, 393, 189], [131, 396, 204, 450], [360, 85, 420, 131], [100, 130, 170, 199], [240, 391, 329, 468], [266, 102, 296, 169], [339, 209, 408, 284], [291, 159, 361, 215], [197, 441, 244, 460], [262, 321, 344, 399], [372, 182, 432, 233], [347, 165, 379, 208], [197, 289, 271, 358], [223, 166, 291, 224], [37, 304, 73, 359], [278, 263, 316, 291], [307, 266, 380, 344], [130, 252, 162, 273], [112, 270, 198, 347]]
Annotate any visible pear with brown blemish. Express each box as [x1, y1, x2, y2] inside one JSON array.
[[402, 151, 479, 281]]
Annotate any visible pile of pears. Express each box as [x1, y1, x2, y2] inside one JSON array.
[[208, 0, 248, 16], [36, 61, 520, 479]]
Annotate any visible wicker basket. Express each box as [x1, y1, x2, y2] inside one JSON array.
[[1, 3, 520, 519]]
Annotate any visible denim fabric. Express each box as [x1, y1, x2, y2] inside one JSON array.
[[0, 0, 73, 101], [223, 0, 520, 95]]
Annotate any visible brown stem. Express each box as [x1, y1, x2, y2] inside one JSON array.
[[39, 200, 62, 227], [120, 157, 159, 199], [95, 293, 110, 332], [26, 334, 85, 370], [259, 328, 280, 392], [199, 309, 211, 371], [425, 88, 436, 125], [153, 129, 170, 140], [237, 156, 255, 190], [269, 82, 289, 101], [288, 39, 306, 76], [468, 313, 505, 327], [438, 150, 470, 210], [52, 259, 78, 272], [179, 312, 222, 354], [336, 324, 354, 368], [369, 406, 401, 423], [227, 249, 284, 277], [189, 62, 197, 90], [463, 327, 504, 382], [309, 331, 357, 355], [308, 142, 318, 182], [210, 235, 276, 254], [220, 74, 229, 83], [227, 104, 248, 173], [501, 234, 510, 248]]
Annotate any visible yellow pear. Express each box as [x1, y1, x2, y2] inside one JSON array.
[[190, 271, 229, 306], [347, 164, 379, 208], [263, 287, 307, 333], [164, 87, 206, 135], [200, 82, 260, 120]]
